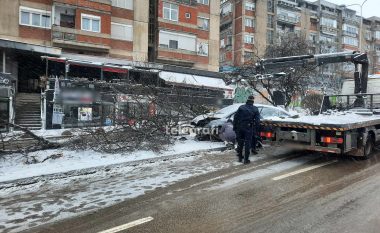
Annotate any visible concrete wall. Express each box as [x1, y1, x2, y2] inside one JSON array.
[[206, 0, 220, 72], [0, 0, 20, 40], [132, 0, 149, 62], [255, 0, 268, 57]]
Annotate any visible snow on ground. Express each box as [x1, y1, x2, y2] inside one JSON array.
[[0, 151, 232, 233], [267, 111, 380, 126], [0, 137, 225, 183]]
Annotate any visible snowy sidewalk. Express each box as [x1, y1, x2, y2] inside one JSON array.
[[0, 149, 237, 233], [0, 138, 225, 185]]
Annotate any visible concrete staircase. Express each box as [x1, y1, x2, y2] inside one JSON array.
[[15, 93, 42, 130]]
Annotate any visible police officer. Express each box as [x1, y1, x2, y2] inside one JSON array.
[[233, 96, 261, 164]]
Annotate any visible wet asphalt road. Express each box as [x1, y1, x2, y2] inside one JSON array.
[[24, 148, 380, 233]]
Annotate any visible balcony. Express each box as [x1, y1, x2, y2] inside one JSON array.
[[277, 15, 299, 25], [320, 25, 338, 36], [342, 17, 360, 26], [277, 0, 297, 8], [174, 0, 197, 6], [310, 11, 319, 20], [343, 30, 358, 38], [321, 11, 337, 19], [52, 26, 110, 53]]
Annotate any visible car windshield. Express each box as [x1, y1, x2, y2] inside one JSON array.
[[215, 104, 241, 115], [259, 106, 290, 119]]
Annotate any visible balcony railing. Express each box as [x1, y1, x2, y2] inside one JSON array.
[[277, 0, 297, 8], [52, 28, 76, 42], [343, 30, 358, 37], [343, 17, 360, 26], [277, 14, 299, 25], [52, 26, 110, 52], [320, 25, 338, 36]]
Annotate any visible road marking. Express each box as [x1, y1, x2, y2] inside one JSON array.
[[97, 217, 154, 233], [272, 160, 338, 181]]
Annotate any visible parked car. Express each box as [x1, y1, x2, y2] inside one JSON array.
[[191, 103, 292, 140]]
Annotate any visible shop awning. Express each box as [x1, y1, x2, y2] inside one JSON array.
[[159, 71, 232, 91], [0, 38, 61, 56], [42, 56, 132, 73]]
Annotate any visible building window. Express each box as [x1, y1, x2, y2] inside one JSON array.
[[197, 0, 209, 5], [159, 30, 196, 52], [309, 33, 317, 42], [163, 2, 178, 21], [111, 0, 133, 10], [197, 42, 209, 56], [343, 37, 358, 47], [198, 17, 210, 30], [220, 38, 225, 48], [267, 30, 273, 44], [220, 53, 226, 62], [111, 22, 133, 41], [267, 14, 273, 28], [244, 35, 254, 44], [185, 13, 191, 19], [244, 51, 254, 60], [227, 35, 233, 46], [19, 6, 51, 28], [169, 40, 178, 49], [277, 9, 300, 24], [221, 2, 232, 15], [343, 24, 358, 36], [267, 0, 274, 13], [245, 1, 255, 11], [245, 18, 254, 28], [375, 31, 380, 40], [321, 17, 337, 28], [81, 14, 101, 33]]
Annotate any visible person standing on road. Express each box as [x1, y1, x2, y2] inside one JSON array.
[[233, 96, 261, 164]]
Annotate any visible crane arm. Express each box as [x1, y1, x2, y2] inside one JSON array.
[[256, 51, 369, 94]]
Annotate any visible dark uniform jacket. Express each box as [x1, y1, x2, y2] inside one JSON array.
[[233, 103, 260, 131]]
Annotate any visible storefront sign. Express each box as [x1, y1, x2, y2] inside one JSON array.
[[0, 73, 13, 88], [61, 90, 94, 104], [78, 107, 92, 121]]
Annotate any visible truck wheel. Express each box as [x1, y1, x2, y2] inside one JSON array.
[[363, 136, 375, 159]]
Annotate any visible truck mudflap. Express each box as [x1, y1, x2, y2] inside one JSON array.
[[265, 141, 342, 154]]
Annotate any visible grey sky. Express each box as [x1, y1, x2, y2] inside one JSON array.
[[308, 0, 379, 18]]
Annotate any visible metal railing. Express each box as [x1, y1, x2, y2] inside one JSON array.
[[277, 14, 299, 24]]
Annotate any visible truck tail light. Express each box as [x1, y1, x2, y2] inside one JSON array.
[[321, 136, 343, 144], [260, 132, 275, 138]]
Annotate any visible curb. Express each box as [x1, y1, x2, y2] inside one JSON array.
[[0, 146, 227, 189]]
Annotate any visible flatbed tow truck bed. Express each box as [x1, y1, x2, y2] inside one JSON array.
[[260, 112, 380, 158], [261, 113, 380, 131]]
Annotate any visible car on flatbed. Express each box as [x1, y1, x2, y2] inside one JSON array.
[[191, 103, 292, 140]]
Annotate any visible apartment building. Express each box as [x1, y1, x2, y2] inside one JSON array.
[[3, 0, 148, 59], [367, 17, 380, 74], [219, 0, 267, 70], [0, 0, 150, 92], [148, 0, 220, 72], [219, 0, 380, 76]]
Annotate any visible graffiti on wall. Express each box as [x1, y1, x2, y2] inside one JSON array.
[[233, 86, 254, 103]]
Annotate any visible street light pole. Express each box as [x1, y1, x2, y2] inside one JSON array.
[[346, 0, 368, 52], [359, 0, 368, 52]]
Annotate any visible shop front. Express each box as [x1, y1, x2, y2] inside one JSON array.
[[45, 78, 117, 129]]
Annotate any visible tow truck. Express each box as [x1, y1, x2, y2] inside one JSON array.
[[257, 51, 380, 158]]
